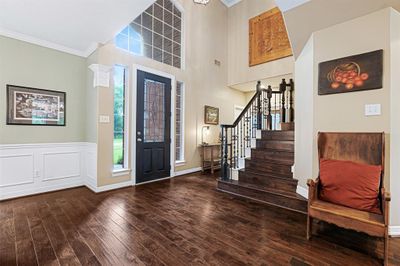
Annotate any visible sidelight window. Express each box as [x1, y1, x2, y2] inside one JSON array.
[[113, 65, 128, 170]]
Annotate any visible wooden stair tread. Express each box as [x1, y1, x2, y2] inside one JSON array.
[[310, 199, 384, 226], [239, 169, 296, 182], [248, 155, 294, 166], [218, 179, 306, 201]]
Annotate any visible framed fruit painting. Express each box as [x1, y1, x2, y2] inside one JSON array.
[[318, 50, 383, 95]]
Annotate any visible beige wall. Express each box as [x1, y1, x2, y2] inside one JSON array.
[[227, 0, 294, 87], [92, 0, 246, 187], [0, 36, 87, 144], [294, 8, 400, 226]]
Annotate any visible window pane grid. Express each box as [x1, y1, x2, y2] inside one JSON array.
[[175, 81, 184, 162], [116, 0, 182, 68]]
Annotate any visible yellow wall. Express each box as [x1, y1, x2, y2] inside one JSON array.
[[92, 0, 246, 187]]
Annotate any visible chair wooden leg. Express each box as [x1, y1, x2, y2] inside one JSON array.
[[307, 215, 312, 240], [384, 234, 389, 265]]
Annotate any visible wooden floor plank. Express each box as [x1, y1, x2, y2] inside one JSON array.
[[25, 203, 59, 266], [0, 203, 17, 266], [13, 205, 38, 266], [1, 173, 399, 266]]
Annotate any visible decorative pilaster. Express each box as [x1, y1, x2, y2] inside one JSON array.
[[88, 64, 112, 88]]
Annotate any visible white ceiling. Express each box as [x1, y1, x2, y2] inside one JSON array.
[[274, 0, 309, 12], [0, 0, 154, 57]]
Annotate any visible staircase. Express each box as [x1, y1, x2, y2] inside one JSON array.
[[217, 79, 307, 214]]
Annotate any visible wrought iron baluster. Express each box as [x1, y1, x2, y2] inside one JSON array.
[[267, 86, 272, 130], [280, 79, 287, 123]]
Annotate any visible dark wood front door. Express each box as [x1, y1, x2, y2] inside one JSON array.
[[136, 70, 171, 184]]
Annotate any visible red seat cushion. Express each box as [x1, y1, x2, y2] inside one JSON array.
[[319, 159, 381, 214]]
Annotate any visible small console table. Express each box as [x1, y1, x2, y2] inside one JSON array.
[[199, 143, 221, 174]]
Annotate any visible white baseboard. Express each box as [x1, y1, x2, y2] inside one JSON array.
[[389, 226, 400, 237], [0, 181, 84, 200], [90, 180, 134, 193], [174, 167, 202, 177], [296, 185, 308, 199]]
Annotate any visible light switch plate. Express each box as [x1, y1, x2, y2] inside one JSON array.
[[365, 104, 381, 116], [99, 115, 110, 123]]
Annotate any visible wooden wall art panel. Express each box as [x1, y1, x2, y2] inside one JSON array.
[[249, 7, 292, 66]]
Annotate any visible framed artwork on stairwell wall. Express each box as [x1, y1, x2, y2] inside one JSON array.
[[204, 105, 219, 125], [6, 84, 66, 126], [318, 50, 383, 95]]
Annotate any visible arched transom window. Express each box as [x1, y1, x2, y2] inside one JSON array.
[[115, 0, 182, 68]]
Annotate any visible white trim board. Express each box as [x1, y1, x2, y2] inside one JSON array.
[[296, 185, 308, 199], [389, 226, 400, 237], [174, 167, 202, 177], [89, 180, 134, 193]]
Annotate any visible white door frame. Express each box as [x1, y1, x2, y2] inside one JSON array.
[[130, 64, 176, 185]]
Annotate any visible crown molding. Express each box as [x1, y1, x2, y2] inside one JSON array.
[[0, 27, 97, 58]]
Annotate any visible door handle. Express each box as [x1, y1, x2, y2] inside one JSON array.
[[137, 138, 142, 142]]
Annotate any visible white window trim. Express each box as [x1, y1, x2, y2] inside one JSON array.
[[113, 65, 130, 174], [175, 81, 185, 165]]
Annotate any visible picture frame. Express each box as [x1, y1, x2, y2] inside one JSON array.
[[318, 50, 383, 95], [204, 105, 219, 125], [6, 84, 66, 126]]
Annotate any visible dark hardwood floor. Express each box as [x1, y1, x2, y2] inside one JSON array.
[[1, 173, 399, 265]]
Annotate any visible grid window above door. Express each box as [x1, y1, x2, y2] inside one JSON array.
[[115, 0, 182, 69]]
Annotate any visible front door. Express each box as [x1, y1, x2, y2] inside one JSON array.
[[136, 70, 171, 184]]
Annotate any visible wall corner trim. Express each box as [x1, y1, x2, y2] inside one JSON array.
[[296, 185, 308, 199]]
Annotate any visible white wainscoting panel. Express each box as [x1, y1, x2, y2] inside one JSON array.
[[0, 153, 34, 187], [0, 142, 90, 200], [43, 152, 81, 181]]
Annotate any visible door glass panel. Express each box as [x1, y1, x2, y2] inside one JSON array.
[[144, 79, 165, 142]]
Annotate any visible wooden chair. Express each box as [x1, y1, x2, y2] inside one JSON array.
[[307, 132, 390, 265]]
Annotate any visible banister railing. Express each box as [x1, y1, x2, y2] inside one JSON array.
[[220, 79, 294, 180]]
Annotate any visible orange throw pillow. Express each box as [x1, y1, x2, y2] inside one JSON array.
[[319, 159, 381, 214]]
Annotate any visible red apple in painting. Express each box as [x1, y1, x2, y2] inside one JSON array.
[[355, 80, 364, 87], [335, 76, 342, 82], [360, 73, 369, 80], [331, 82, 340, 89]]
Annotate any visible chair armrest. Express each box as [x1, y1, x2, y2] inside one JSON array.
[[307, 178, 319, 203], [381, 188, 390, 225], [381, 188, 391, 201]]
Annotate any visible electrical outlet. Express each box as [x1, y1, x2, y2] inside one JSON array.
[[99, 115, 110, 123]]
